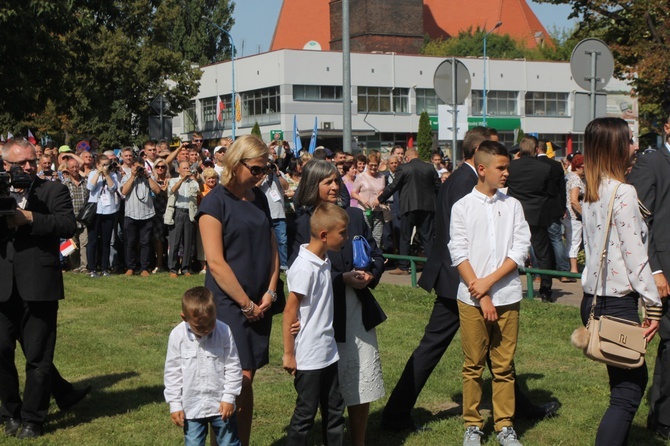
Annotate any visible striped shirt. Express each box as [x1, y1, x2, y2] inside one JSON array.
[[120, 175, 155, 220]]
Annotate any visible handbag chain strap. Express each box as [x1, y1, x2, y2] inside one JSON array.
[[587, 182, 621, 327]]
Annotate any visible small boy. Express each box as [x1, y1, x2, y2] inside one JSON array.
[[164, 287, 242, 446], [283, 202, 349, 446], [448, 141, 531, 446]]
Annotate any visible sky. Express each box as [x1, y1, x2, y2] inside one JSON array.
[[230, 1, 578, 57]]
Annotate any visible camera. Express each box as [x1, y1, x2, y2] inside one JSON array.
[[190, 168, 198, 176], [136, 165, 145, 175], [110, 161, 119, 171], [0, 165, 32, 216]]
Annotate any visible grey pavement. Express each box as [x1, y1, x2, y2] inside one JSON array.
[[380, 269, 583, 307]]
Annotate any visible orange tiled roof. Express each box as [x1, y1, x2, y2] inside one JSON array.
[[270, 0, 552, 52]]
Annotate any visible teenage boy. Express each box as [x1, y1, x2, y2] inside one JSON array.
[[448, 141, 531, 446], [283, 203, 349, 446], [164, 287, 242, 446]]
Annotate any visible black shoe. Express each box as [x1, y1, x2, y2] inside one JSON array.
[[4, 418, 21, 437], [540, 293, 556, 303], [654, 423, 670, 440], [518, 401, 561, 420], [17, 422, 43, 439], [57, 384, 92, 411]]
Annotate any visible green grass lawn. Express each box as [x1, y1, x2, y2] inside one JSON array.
[[1, 273, 668, 445]]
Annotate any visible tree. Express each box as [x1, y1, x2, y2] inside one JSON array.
[[251, 122, 263, 141], [417, 111, 433, 161], [533, 0, 670, 132], [422, 27, 525, 59]]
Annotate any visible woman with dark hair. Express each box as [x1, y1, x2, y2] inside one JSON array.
[[290, 160, 386, 446], [341, 161, 358, 208], [197, 134, 279, 446], [579, 117, 662, 445]]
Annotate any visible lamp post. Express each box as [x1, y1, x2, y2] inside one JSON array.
[[482, 21, 502, 127], [201, 16, 236, 139]]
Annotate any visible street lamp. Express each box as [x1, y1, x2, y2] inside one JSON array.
[[201, 16, 236, 139], [482, 21, 502, 127]]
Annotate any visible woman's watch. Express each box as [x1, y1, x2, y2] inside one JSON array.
[[266, 289, 277, 302]]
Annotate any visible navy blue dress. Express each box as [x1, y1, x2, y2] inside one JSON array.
[[197, 186, 273, 370]]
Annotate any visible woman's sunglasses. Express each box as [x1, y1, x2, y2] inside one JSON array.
[[241, 161, 269, 176]]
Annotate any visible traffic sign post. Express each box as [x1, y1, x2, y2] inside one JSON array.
[[570, 38, 614, 124], [149, 95, 171, 139], [433, 58, 471, 163]]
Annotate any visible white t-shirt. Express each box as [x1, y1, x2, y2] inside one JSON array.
[[287, 245, 339, 371]]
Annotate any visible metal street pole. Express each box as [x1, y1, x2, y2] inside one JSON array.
[[342, 0, 352, 152], [482, 21, 502, 127], [202, 16, 236, 139]]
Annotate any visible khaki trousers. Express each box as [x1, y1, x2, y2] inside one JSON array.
[[458, 300, 520, 431]]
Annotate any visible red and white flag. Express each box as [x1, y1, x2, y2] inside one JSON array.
[[60, 239, 77, 257], [27, 129, 37, 145], [216, 96, 225, 122]]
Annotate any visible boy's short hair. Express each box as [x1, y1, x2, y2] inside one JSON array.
[[309, 202, 349, 238], [182, 286, 216, 319], [474, 140, 509, 167]]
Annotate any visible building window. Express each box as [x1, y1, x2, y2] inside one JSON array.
[[471, 90, 518, 116], [525, 92, 569, 116], [241, 86, 281, 117], [293, 85, 343, 101], [416, 88, 445, 115], [184, 101, 197, 133], [357, 87, 409, 113], [201, 97, 217, 124]]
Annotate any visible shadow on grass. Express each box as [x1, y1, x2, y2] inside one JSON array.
[[47, 371, 165, 431]]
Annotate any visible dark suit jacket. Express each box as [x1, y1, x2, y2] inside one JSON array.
[[537, 155, 566, 222], [0, 178, 77, 302], [378, 158, 439, 214], [506, 156, 554, 227], [289, 206, 386, 342], [418, 163, 477, 298], [628, 148, 670, 274]]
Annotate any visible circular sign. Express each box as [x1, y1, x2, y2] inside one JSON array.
[[433, 59, 471, 105], [570, 38, 614, 91]]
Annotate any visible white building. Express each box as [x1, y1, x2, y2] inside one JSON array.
[[174, 49, 636, 157]]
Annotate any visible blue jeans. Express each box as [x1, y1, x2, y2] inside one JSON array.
[[273, 218, 288, 269], [184, 414, 240, 446], [547, 219, 569, 272]]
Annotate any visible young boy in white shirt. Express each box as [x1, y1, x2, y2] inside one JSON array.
[[448, 141, 531, 446], [283, 202, 349, 446], [164, 287, 242, 446]]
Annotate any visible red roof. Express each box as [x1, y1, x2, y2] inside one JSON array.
[[271, 0, 552, 52]]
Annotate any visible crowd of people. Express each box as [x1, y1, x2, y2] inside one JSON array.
[[1, 115, 669, 446]]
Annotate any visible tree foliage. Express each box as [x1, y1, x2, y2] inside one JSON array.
[[417, 111, 433, 161], [0, 0, 235, 146], [251, 122, 263, 141], [534, 0, 670, 132]]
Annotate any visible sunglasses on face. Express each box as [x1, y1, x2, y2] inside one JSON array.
[[155, 165, 166, 169], [241, 161, 269, 176]]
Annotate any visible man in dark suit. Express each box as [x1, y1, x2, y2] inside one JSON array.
[[629, 119, 670, 439], [506, 136, 556, 302], [0, 139, 77, 438], [376, 148, 438, 274], [536, 142, 570, 278], [380, 128, 559, 431]]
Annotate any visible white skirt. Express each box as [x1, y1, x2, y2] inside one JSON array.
[[336, 286, 385, 406]]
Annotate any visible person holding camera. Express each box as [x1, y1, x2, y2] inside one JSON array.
[[166, 161, 201, 277], [120, 161, 161, 277], [86, 154, 120, 277]]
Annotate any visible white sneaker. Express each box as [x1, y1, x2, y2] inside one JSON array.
[[497, 426, 522, 446], [463, 426, 484, 446]]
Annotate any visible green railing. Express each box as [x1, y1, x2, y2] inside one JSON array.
[[383, 254, 582, 299]]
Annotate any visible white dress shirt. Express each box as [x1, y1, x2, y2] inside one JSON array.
[[449, 188, 531, 307], [164, 320, 242, 419]]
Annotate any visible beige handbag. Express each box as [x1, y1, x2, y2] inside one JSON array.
[[572, 183, 648, 369]]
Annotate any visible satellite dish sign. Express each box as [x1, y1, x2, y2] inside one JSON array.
[[433, 59, 471, 105], [570, 38, 614, 92]]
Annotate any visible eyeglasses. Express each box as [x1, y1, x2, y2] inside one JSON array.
[[241, 161, 269, 176], [155, 165, 166, 169], [193, 139, 203, 143], [4, 159, 37, 168]]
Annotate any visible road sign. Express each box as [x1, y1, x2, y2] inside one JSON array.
[[270, 130, 284, 141], [433, 59, 471, 105], [149, 116, 172, 140], [150, 95, 171, 115], [570, 38, 614, 92]]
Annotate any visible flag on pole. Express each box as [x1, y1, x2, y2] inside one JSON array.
[[235, 93, 242, 123], [27, 129, 37, 145], [60, 239, 77, 257], [308, 117, 318, 154], [407, 136, 414, 148], [293, 115, 302, 152], [216, 96, 225, 122]]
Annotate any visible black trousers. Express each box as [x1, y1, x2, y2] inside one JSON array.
[[580, 293, 647, 446], [286, 362, 345, 446], [382, 296, 539, 425], [124, 216, 154, 272], [647, 299, 670, 429], [399, 210, 434, 270], [529, 224, 554, 296], [168, 209, 194, 274], [87, 213, 116, 272], [0, 286, 58, 425]]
